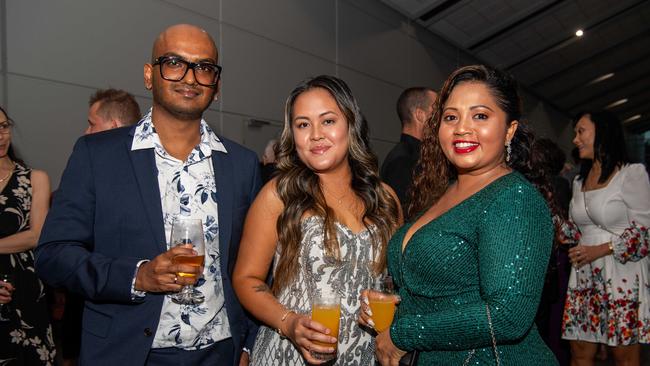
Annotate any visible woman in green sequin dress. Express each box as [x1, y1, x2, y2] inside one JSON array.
[[363, 65, 559, 365]]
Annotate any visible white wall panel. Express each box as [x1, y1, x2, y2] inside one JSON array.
[[8, 75, 97, 187], [6, 0, 218, 95], [407, 37, 454, 90], [1, 0, 569, 180], [370, 138, 396, 166], [343, 0, 407, 29], [338, 66, 402, 142], [8, 74, 156, 188], [338, 1, 410, 87], [222, 0, 336, 61], [220, 24, 336, 123], [220, 112, 246, 145], [161, 0, 220, 20], [243, 120, 283, 161]]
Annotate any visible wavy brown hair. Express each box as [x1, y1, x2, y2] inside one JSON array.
[[407, 65, 555, 219], [271, 75, 400, 295]]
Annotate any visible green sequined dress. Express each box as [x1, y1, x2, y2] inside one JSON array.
[[388, 172, 558, 365]]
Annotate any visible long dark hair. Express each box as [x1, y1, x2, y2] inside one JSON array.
[[407, 65, 554, 219], [0, 106, 24, 165], [575, 111, 628, 185], [272, 75, 400, 294]]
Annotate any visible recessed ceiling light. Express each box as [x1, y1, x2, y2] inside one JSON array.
[[575, 29, 584, 37], [605, 98, 628, 109], [623, 114, 642, 124], [587, 72, 614, 85]]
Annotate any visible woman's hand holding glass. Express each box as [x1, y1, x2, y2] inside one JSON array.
[[358, 275, 400, 333], [0, 273, 15, 321], [280, 310, 338, 364]]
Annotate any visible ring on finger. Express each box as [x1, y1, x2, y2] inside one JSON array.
[[173, 275, 178, 284]]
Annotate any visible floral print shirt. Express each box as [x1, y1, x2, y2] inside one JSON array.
[[131, 109, 230, 350]]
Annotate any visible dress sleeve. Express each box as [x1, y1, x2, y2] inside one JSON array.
[[390, 183, 554, 352], [611, 164, 650, 263]]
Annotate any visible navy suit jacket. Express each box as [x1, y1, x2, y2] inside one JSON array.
[[36, 125, 261, 365]]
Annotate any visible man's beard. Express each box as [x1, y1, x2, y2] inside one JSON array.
[[152, 84, 213, 121]]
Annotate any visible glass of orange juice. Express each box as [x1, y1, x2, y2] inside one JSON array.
[[310, 291, 341, 361], [368, 275, 396, 333]]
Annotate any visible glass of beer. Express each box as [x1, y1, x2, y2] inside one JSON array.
[[310, 291, 341, 361], [170, 218, 205, 305], [368, 274, 396, 333], [0, 273, 14, 322]]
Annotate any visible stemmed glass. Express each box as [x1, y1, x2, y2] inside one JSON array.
[[169, 218, 206, 305], [0, 273, 14, 322]]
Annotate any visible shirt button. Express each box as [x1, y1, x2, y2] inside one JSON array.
[[144, 328, 153, 337]]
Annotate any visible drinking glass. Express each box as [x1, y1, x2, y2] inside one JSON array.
[[169, 218, 205, 305], [368, 274, 396, 333], [0, 273, 14, 322], [310, 291, 341, 361]]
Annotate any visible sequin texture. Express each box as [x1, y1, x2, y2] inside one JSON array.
[[388, 172, 558, 365]]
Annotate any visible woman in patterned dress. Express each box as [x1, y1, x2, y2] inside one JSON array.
[[233, 75, 401, 365], [0, 106, 56, 365], [562, 111, 650, 366]]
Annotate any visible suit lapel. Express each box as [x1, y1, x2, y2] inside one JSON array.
[[127, 138, 167, 253], [212, 152, 233, 272]]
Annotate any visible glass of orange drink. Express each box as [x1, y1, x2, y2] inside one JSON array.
[[368, 275, 396, 333], [310, 291, 341, 361], [170, 217, 205, 305]]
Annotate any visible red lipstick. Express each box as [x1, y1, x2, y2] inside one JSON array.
[[453, 140, 479, 154]]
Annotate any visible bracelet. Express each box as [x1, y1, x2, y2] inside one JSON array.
[[608, 242, 614, 254], [277, 309, 296, 338]]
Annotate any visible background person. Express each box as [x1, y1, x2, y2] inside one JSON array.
[[562, 111, 650, 366], [85, 88, 141, 134], [233, 75, 401, 365], [0, 106, 55, 365], [380, 87, 436, 210], [260, 138, 278, 183]]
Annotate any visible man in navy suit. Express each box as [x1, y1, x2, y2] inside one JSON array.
[[36, 24, 260, 365]]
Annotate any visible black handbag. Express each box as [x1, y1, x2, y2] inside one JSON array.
[[398, 351, 419, 366]]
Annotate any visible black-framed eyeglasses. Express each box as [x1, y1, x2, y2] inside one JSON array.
[[0, 119, 13, 135], [152, 56, 222, 87]]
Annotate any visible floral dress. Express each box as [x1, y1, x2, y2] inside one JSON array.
[[562, 164, 650, 346], [0, 162, 56, 365]]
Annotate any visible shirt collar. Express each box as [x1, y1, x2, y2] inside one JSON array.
[[131, 108, 228, 156]]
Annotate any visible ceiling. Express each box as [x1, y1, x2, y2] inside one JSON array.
[[381, 0, 650, 134]]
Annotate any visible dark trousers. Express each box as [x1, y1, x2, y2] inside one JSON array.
[[145, 338, 234, 366]]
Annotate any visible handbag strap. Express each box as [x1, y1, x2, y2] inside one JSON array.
[[463, 304, 500, 366]]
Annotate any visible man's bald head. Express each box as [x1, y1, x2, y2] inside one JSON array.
[[151, 24, 217, 61]]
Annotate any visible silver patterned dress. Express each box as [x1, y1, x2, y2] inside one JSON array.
[[251, 215, 377, 366]]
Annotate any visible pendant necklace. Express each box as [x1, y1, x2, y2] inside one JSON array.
[[322, 185, 347, 205]]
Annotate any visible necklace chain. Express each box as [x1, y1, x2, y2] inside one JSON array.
[[0, 161, 16, 184], [321, 185, 348, 205]]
